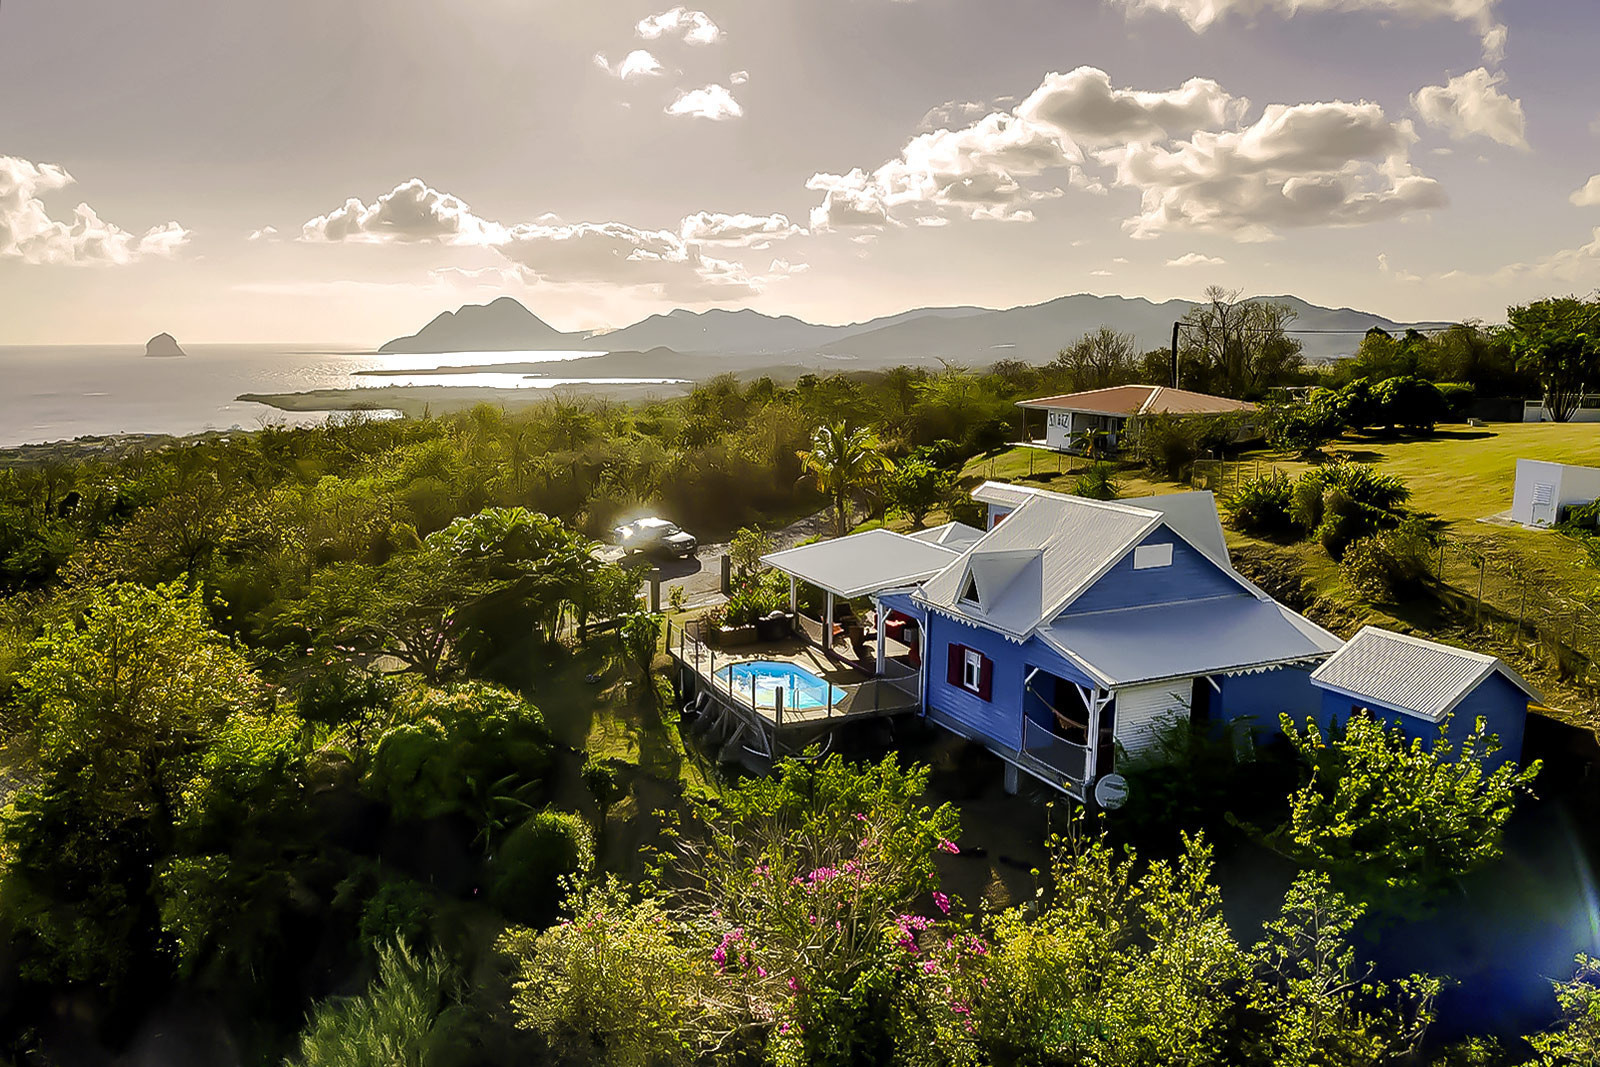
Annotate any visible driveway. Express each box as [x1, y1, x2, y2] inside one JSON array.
[[597, 511, 834, 610]]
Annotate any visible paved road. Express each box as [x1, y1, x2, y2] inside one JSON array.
[[597, 511, 833, 610]]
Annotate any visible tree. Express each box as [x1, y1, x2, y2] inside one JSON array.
[[1270, 712, 1540, 912], [1179, 287, 1305, 398], [799, 423, 895, 537], [1051, 327, 1141, 392], [1371, 376, 1447, 434], [1528, 955, 1600, 1065], [728, 525, 775, 577], [1507, 297, 1600, 422], [888, 457, 956, 527]]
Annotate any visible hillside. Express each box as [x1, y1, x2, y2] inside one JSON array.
[[378, 293, 1451, 365]]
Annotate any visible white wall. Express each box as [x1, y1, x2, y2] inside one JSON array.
[[1524, 403, 1600, 423], [1044, 410, 1074, 450], [1512, 459, 1600, 527], [1112, 680, 1191, 765]]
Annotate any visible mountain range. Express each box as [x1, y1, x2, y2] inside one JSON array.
[[379, 294, 1452, 366]]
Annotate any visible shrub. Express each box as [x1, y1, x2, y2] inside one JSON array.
[[1227, 471, 1296, 536], [1072, 462, 1120, 501], [723, 569, 790, 627], [1292, 462, 1411, 557], [489, 810, 595, 927], [887, 458, 956, 526], [359, 879, 437, 955], [1339, 519, 1435, 601], [1132, 413, 1204, 479], [1264, 393, 1342, 456], [1372, 376, 1446, 434], [911, 439, 965, 471]]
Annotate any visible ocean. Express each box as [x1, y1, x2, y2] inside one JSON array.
[[0, 345, 682, 448]]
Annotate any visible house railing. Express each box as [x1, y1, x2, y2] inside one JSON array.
[[795, 612, 826, 648], [1018, 714, 1091, 786]]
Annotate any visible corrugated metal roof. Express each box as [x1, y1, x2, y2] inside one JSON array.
[[906, 521, 986, 550], [1309, 626, 1543, 722], [916, 492, 1163, 638], [1118, 491, 1231, 567], [971, 481, 1036, 508], [1016, 385, 1255, 417], [761, 529, 961, 599], [1038, 595, 1342, 688]]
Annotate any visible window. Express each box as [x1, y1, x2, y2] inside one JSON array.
[[963, 648, 983, 692], [1132, 543, 1173, 570], [959, 572, 980, 605]]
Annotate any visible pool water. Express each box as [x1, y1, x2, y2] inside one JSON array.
[[715, 660, 847, 712]]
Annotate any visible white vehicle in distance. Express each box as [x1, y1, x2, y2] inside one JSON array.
[[613, 517, 699, 559]]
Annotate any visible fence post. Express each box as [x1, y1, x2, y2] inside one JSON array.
[[1029, 450, 1035, 477], [1475, 558, 1486, 628], [1437, 542, 1446, 581], [775, 686, 784, 733], [1517, 576, 1528, 637]]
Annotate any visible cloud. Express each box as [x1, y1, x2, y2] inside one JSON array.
[[299, 179, 803, 300], [0, 155, 191, 266], [247, 226, 279, 242], [768, 257, 809, 275], [1412, 68, 1527, 149], [730, 70, 749, 85], [1571, 175, 1600, 207], [594, 49, 664, 80], [1167, 252, 1226, 267], [807, 66, 1441, 240], [299, 178, 506, 244], [1099, 100, 1445, 240], [1107, 0, 1507, 64], [665, 84, 744, 120], [636, 7, 722, 45], [679, 211, 805, 247]]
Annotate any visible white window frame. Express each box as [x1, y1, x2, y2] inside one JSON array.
[[962, 648, 984, 693], [1132, 543, 1174, 570]]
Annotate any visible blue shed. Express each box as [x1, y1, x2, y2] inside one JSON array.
[[1308, 626, 1540, 768]]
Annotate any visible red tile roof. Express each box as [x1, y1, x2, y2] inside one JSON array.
[[1017, 385, 1256, 417]]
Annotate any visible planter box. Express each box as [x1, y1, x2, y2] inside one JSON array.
[[755, 614, 795, 642], [714, 624, 759, 647]]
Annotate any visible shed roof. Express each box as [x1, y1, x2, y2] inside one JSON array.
[[1309, 626, 1543, 722], [1038, 595, 1342, 688], [1017, 385, 1256, 417], [761, 529, 962, 599]]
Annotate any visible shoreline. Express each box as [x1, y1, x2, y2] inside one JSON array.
[[237, 381, 695, 417]]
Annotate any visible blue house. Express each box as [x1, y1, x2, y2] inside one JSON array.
[[873, 483, 1343, 798], [1308, 626, 1540, 769]]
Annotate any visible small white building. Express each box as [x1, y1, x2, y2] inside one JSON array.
[[1510, 459, 1600, 527], [1017, 385, 1257, 454]]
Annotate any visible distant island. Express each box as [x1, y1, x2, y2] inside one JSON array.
[[378, 294, 1452, 364], [145, 333, 186, 357]]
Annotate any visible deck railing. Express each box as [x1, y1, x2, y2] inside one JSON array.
[[1018, 714, 1091, 786]]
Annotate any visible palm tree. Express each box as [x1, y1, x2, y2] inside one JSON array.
[[799, 423, 895, 537]]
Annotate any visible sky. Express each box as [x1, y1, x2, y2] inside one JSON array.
[[3, 0, 1599, 346]]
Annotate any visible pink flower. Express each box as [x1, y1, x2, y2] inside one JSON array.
[[757, 966, 767, 978], [932, 891, 950, 914], [922, 960, 938, 973], [788, 977, 800, 993], [853, 812, 867, 821], [937, 838, 960, 855]]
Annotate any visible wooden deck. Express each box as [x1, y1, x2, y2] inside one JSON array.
[[665, 617, 922, 758]]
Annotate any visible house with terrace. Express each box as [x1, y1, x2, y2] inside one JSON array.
[[671, 481, 1536, 801], [1017, 385, 1257, 455]]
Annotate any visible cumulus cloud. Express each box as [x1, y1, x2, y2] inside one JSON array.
[[299, 178, 506, 244], [1108, 0, 1507, 64], [1572, 176, 1600, 207], [1167, 252, 1226, 267], [1412, 68, 1527, 149], [637, 6, 722, 45], [593, 49, 664, 80], [1377, 252, 1421, 282], [299, 179, 804, 299], [247, 226, 279, 242], [665, 84, 744, 120], [0, 155, 190, 266], [1099, 100, 1446, 240], [679, 211, 805, 247], [805, 66, 1441, 240], [730, 70, 750, 85]]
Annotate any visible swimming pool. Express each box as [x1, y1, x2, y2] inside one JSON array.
[[715, 660, 847, 712]]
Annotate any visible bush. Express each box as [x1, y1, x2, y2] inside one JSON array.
[[1264, 394, 1342, 456], [1227, 471, 1296, 536], [887, 458, 956, 526], [1339, 519, 1435, 601], [359, 879, 437, 955], [1372, 376, 1446, 434], [1132, 413, 1204, 479], [911, 439, 965, 471], [488, 810, 595, 927], [723, 568, 790, 627], [1072, 462, 1120, 501], [1291, 462, 1411, 551]]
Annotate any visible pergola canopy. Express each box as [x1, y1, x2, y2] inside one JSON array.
[[762, 529, 960, 599]]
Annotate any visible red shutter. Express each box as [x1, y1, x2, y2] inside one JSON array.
[[947, 644, 964, 686], [977, 655, 994, 701]]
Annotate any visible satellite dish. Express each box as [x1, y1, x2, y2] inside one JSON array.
[[1093, 773, 1129, 811]]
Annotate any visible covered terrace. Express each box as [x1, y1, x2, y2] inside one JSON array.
[[761, 528, 967, 677]]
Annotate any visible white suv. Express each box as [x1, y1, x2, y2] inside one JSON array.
[[613, 517, 699, 559]]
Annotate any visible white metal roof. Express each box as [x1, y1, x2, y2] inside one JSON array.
[[971, 481, 1036, 509], [1119, 491, 1231, 567], [906, 521, 986, 550], [916, 492, 1167, 638], [1309, 626, 1543, 722], [1038, 595, 1342, 688], [761, 529, 962, 599]]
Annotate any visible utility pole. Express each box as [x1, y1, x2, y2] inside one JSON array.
[[1170, 321, 1181, 389]]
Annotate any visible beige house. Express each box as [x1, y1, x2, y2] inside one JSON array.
[[1018, 385, 1257, 453]]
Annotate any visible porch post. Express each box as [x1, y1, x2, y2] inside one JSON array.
[[1086, 688, 1103, 782], [873, 596, 886, 676], [789, 575, 797, 612], [824, 591, 835, 650]]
